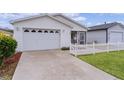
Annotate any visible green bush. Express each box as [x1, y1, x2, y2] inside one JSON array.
[[0, 32, 17, 66], [61, 47, 70, 50]]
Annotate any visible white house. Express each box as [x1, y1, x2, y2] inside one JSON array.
[[11, 14, 87, 51], [87, 22, 124, 44]]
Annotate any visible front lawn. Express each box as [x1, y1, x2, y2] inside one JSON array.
[[78, 51, 124, 79]]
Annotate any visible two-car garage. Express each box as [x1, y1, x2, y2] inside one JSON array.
[[12, 14, 77, 51], [23, 28, 60, 51]]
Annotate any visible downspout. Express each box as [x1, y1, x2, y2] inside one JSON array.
[[106, 29, 108, 43], [85, 31, 87, 44]]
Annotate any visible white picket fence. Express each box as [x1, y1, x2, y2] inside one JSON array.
[[70, 42, 124, 56]]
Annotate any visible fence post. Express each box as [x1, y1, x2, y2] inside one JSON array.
[[74, 43, 77, 56], [93, 42, 95, 55], [117, 42, 120, 52], [70, 44, 72, 54], [107, 42, 109, 53], [85, 43, 87, 49]]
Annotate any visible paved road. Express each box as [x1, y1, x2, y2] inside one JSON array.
[[13, 50, 117, 80]]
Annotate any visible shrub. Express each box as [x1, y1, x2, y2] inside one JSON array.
[[0, 32, 17, 66], [61, 47, 70, 50]]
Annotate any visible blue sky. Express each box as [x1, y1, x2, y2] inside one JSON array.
[[0, 13, 124, 29]]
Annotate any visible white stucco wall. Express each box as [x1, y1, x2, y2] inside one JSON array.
[[60, 29, 71, 47], [13, 26, 23, 51], [87, 30, 106, 44], [13, 16, 72, 51], [108, 24, 124, 42]]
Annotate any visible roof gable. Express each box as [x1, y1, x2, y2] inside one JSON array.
[[10, 14, 87, 30], [10, 14, 72, 28]]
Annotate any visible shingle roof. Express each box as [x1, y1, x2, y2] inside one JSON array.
[[88, 22, 124, 31]]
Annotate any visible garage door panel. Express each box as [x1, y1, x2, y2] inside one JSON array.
[[23, 29, 60, 51], [24, 33, 38, 50], [110, 32, 123, 43]]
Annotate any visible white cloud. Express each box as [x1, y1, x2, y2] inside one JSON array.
[[95, 22, 103, 25], [0, 14, 16, 19], [63, 13, 87, 22], [0, 13, 39, 20], [63, 13, 80, 18], [96, 21, 124, 25], [0, 21, 13, 29], [95, 22, 109, 25], [0, 13, 39, 29], [86, 22, 92, 26], [116, 21, 124, 24], [73, 16, 86, 21], [95, 21, 124, 26]]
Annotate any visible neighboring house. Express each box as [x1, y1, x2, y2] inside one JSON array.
[[11, 14, 87, 51], [0, 27, 13, 36], [87, 22, 124, 44]]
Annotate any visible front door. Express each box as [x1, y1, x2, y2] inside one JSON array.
[[71, 31, 85, 44], [78, 32, 85, 44]]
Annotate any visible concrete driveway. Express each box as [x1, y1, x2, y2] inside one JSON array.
[[13, 50, 117, 80]]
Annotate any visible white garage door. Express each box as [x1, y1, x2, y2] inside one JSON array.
[[110, 32, 123, 43], [23, 29, 60, 51]]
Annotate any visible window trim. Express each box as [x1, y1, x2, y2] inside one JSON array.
[[38, 30, 42, 33], [24, 29, 29, 32], [50, 31, 54, 33], [55, 31, 59, 33], [31, 29, 36, 32], [44, 30, 48, 33]]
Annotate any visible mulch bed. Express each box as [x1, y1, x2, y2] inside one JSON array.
[[0, 52, 22, 80]]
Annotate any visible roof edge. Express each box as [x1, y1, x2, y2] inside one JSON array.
[[88, 28, 107, 31], [10, 14, 73, 28], [53, 14, 87, 30], [10, 14, 44, 24]]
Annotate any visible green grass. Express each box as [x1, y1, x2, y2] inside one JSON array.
[[78, 51, 124, 79]]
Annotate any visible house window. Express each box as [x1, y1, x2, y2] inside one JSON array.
[[44, 30, 48, 33], [71, 31, 77, 44], [38, 30, 42, 33], [50, 31, 54, 33], [24, 29, 29, 32], [31, 29, 36, 32], [55, 31, 59, 33]]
